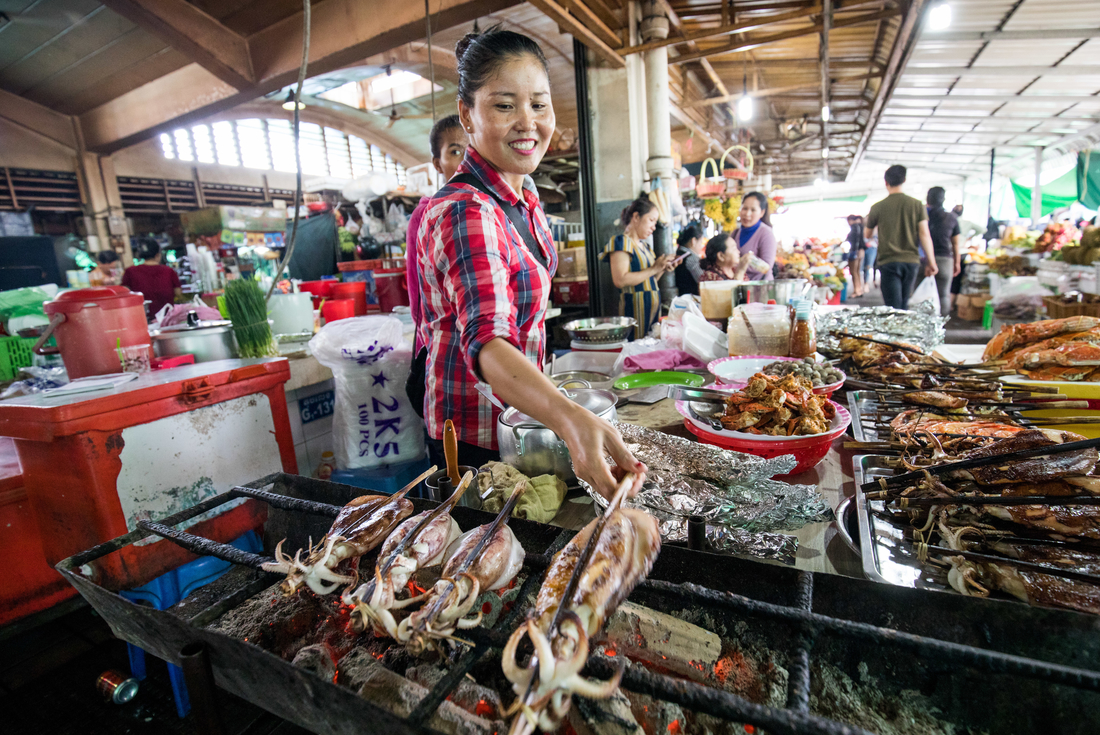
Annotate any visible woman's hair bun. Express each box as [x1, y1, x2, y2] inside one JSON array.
[[455, 32, 480, 64]]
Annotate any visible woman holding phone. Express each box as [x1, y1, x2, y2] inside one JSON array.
[[416, 27, 645, 500], [603, 196, 676, 338]]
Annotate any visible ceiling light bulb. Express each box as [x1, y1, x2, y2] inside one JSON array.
[[822, 147, 830, 159], [737, 94, 753, 122], [281, 90, 305, 111], [821, 105, 831, 122], [928, 3, 951, 31]]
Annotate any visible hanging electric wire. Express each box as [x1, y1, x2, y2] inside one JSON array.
[[266, 0, 312, 302]]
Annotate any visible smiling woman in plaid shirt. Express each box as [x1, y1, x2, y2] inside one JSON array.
[[415, 27, 645, 501]]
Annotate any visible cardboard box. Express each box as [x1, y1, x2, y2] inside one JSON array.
[[557, 247, 587, 278], [957, 304, 984, 322]]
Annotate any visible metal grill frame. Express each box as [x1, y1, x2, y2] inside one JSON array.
[[57, 472, 1100, 735]]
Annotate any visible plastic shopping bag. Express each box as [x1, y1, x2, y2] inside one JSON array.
[[309, 316, 425, 470], [910, 275, 940, 316]]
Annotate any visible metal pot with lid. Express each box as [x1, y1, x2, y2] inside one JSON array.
[[497, 386, 617, 483], [153, 310, 239, 363]]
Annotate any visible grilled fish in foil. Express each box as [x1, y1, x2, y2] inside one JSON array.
[[817, 303, 948, 356], [580, 423, 833, 562]]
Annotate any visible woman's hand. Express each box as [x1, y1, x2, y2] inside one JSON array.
[[650, 254, 673, 276], [554, 402, 647, 500], [479, 338, 646, 501], [734, 251, 752, 279]]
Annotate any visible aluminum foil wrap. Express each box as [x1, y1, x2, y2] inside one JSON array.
[[816, 303, 948, 355], [660, 520, 799, 565], [581, 423, 834, 563]]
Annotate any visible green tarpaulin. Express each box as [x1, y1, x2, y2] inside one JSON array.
[[1011, 168, 1078, 217], [1079, 150, 1100, 211]]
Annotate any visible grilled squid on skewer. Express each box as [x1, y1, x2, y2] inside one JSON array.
[[503, 476, 661, 735], [395, 480, 528, 655], [343, 472, 473, 637], [260, 467, 435, 596]]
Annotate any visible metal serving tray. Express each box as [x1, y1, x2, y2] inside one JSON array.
[[848, 390, 885, 443], [851, 453, 948, 591]]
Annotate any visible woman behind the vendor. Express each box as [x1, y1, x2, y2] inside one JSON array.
[[733, 191, 777, 281], [603, 197, 675, 339], [699, 233, 751, 282], [674, 222, 705, 296], [416, 27, 645, 500]]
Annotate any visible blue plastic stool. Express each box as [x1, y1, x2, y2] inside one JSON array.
[[121, 530, 263, 717], [330, 454, 432, 498]]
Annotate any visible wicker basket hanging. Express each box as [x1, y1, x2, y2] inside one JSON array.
[[720, 145, 754, 180], [695, 158, 725, 197]]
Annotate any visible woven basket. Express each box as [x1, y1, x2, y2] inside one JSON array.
[[695, 158, 725, 197]]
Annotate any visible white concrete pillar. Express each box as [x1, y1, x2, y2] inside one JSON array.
[[640, 0, 675, 300], [1031, 146, 1043, 226]]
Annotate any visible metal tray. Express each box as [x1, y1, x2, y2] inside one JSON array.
[[851, 453, 948, 591], [848, 390, 884, 443]]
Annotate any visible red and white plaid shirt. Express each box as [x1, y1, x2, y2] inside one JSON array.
[[415, 147, 558, 448]]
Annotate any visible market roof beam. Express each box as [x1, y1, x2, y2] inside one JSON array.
[[887, 94, 1100, 103], [527, 0, 625, 68], [78, 0, 519, 154], [98, 0, 255, 89], [847, 0, 927, 180], [685, 72, 880, 108], [930, 28, 1100, 42], [881, 113, 1100, 122], [557, 0, 624, 50], [903, 65, 1100, 77], [669, 7, 900, 65], [0, 88, 77, 150], [620, 4, 823, 56]]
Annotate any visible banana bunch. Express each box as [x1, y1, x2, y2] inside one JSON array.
[[703, 198, 723, 222], [721, 195, 742, 231], [648, 187, 671, 225]]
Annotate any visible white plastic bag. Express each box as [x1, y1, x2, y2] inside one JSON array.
[[910, 276, 940, 316], [309, 316, 425, 470]]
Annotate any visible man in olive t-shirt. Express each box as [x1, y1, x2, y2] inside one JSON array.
[[864, 165, 937, 310]]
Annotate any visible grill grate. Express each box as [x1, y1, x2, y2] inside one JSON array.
[[57, 473, 1100, 735]]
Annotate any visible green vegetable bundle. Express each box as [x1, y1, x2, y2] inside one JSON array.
[[224, 279, 278, 358]]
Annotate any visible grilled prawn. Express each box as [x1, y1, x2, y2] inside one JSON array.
[[503, 494, 660, 735], [261, 468, 434, 595]]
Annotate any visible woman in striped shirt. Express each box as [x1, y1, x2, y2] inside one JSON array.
[[416, 27, 645, 500], [604, 197, 675, 339]]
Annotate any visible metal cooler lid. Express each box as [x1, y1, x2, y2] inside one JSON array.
[[0, 357, 290, 440]]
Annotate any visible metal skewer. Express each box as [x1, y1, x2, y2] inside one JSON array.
[[864, 435, 1100, 492]]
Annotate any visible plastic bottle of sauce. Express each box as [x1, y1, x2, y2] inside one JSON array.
[[316, 450, 336, 480], [788, 301, 817, 358]]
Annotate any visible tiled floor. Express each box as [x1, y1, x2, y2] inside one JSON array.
[[0, 602, 309, 735]]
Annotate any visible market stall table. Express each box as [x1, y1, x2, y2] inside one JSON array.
[[550, 392, 863, 578]]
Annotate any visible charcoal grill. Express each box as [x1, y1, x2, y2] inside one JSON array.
[[57, 472, 1100, 735]]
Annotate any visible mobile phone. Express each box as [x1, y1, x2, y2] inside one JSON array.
[[669, 252, 689, 266]]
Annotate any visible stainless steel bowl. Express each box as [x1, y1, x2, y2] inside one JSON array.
[[550, 370, 611, 386], [562, 316, 637, 343]]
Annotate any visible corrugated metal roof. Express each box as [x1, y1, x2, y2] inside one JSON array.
[[855, 0, 1100, 181]]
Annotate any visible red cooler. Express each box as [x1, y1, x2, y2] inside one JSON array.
[[0, 358, 297, 594]]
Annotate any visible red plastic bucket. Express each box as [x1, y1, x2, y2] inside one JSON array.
[[322, 299, 355, 323], [332, 282, 368, 316], [36, 287, 152, 380], [375, 268, 409, 313]]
